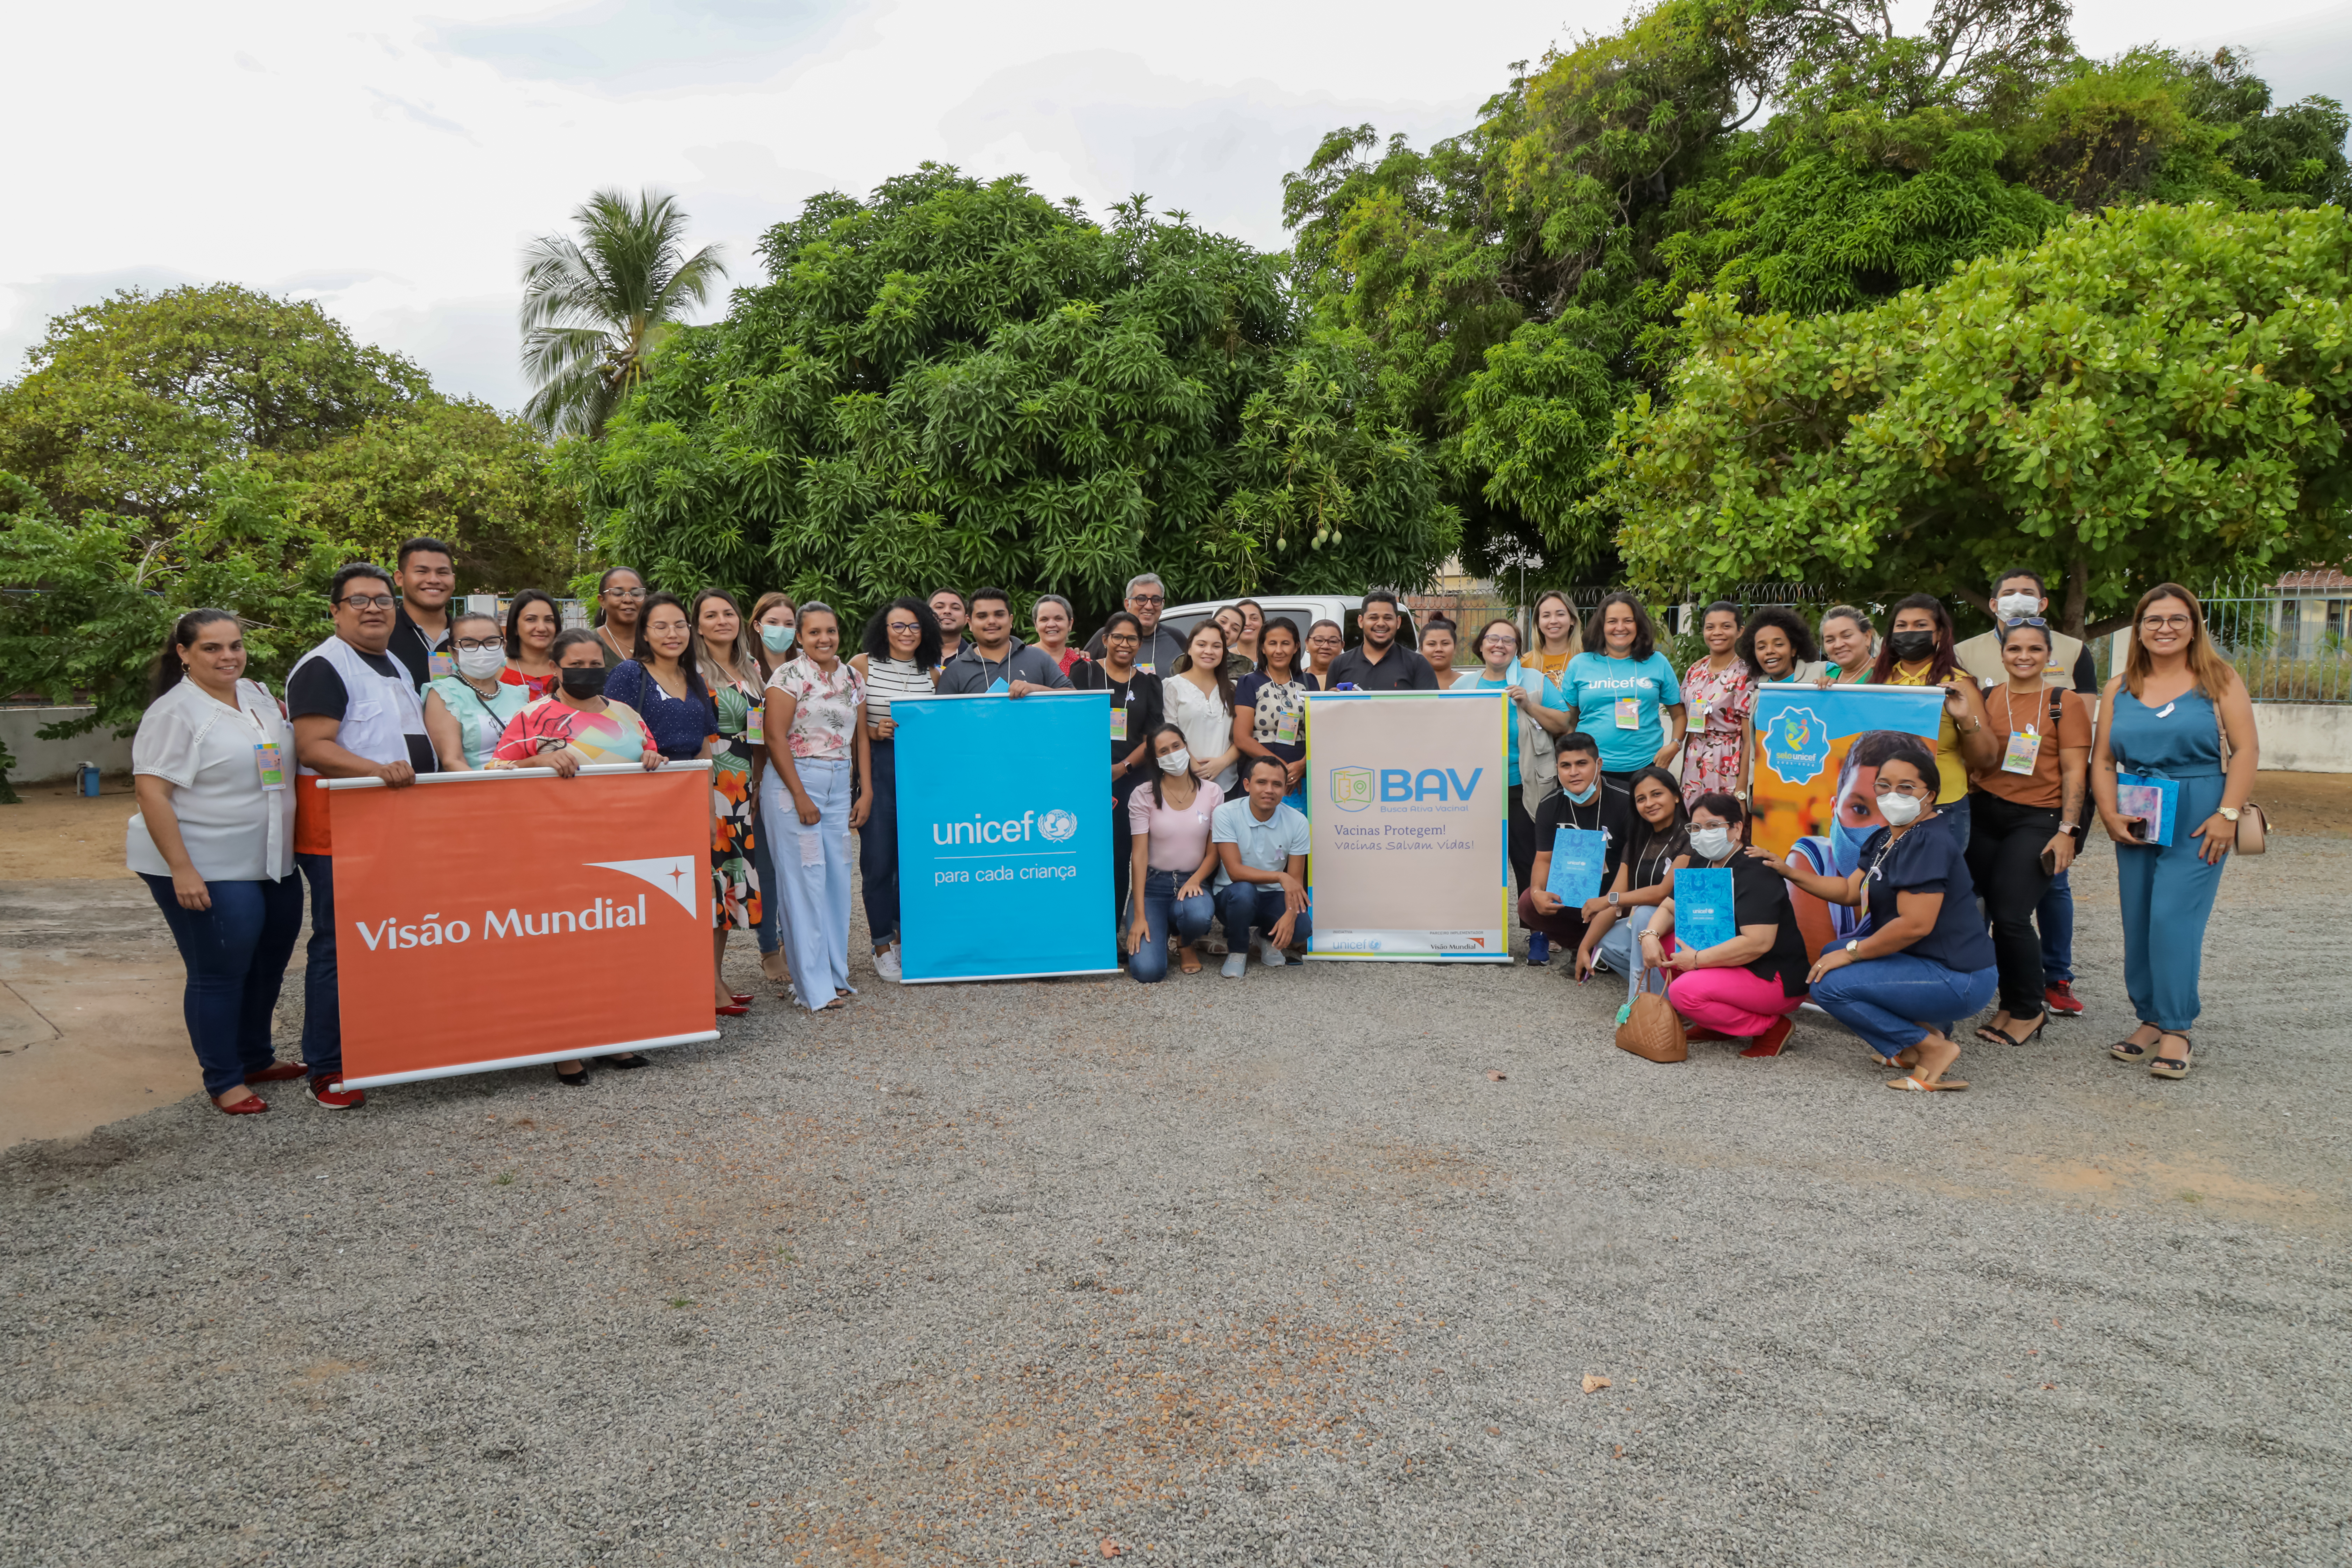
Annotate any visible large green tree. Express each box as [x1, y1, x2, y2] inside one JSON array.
[[566, 167, 1459, 628], [1594, 203, 2352, 633]]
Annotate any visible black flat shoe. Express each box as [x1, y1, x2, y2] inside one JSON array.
[[555, 1066, 589, 1086], [594, 1052, 648, 1070]]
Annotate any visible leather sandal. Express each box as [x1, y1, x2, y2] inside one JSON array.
[[2148, 1034, 2193, 1080], [2110, 1036, 2157, 1063], [1977, 1013, 2047, 1048]]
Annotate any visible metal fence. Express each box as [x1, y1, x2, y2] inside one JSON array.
[[2197, 583, 2352, 704]]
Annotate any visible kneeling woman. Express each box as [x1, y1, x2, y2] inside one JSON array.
[[1760, 736, 1997, 1091], [1640, 793, 1811, 1058]]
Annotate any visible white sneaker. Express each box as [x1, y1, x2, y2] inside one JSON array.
[[874, 945, 902, 982], [1255, 937, 1287, 968], [1220, 952, 1248, 979]]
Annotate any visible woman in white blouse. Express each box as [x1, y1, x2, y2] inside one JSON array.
[[127, 610, 304, 1115], [1164, 621, 1242, 793]]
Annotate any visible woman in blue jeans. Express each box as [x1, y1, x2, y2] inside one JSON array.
[[1758, 735, 1996, 1092], [1124, 724, 1223, 982], [126, 610, 305, 1114], [2092, 583, 2260, 1080]]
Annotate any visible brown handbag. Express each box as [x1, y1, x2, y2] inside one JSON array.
[[2211, 697, 2270, 856], [1615, 966, 1688, 1063]]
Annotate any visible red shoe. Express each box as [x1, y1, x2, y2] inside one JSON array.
[[2045, 980, 2083, 1017], [245, 1061, 307, 1085], [305, 1076, 364, 1110], [716, 1003, 749, 1016], [215, 1093, 269, 1115], [1740, 1016, 1796, 1058], [730, 992, 754, 1005], [1684, 1026, 1731, 1043]]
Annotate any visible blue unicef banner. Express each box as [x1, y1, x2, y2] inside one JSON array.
[[891, 691, 1116, 983]]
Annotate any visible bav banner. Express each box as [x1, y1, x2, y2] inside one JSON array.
[[1302, 689, 1510, 961], [323, 762, 720, 1089], [891, 690, 1117, 983], [1746, 682, 1947, 957]]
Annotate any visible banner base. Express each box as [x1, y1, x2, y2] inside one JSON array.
[[1307, 953, 1512, 963], [338, 1030, 720, 1090], [900, 966, 1122, 985]]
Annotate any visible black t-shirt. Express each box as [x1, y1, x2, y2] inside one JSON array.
[[1098, 670, 1165, 776], [1532, 782, 1634, 889], [1723, 853, 1811, 996], [1619, 824, 1688, 892], [286, 654, 439, 776], [1854, 814, 1996, 972], [1326, 644, 1440, 691], [385, 607, 448, 691]]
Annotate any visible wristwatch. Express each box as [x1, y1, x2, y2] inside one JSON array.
[[1844, 939, 1861, 956], [2058, 821, 2082, 838], [1608, 891, 1620, 908], [2216, 806, 2242, 822]]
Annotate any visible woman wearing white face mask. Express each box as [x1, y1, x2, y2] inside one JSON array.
[[422, 611, 532, 769], [746, 591, 798, 990], [1639, 794, 1811, 1058], [1756, 735, 1997, 1091], [1124, 723, 1222, 981]]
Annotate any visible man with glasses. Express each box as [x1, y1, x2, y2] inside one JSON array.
[[285, 563, 437, 1110], [1954, 567, 2100, 1019], [384, 536, 459, 691], [1084, 573, 1186, 675]]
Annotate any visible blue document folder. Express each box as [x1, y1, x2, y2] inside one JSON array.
[[1546, 827, 1609, 905], [1675, 867, 1736, 951], [2114, 773, 2180, 847]]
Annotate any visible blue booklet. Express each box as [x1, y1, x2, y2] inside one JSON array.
[[1675, 867, 1736, 951], [2114, 773, 2180, 847], [1546, 827, 1609, 905]]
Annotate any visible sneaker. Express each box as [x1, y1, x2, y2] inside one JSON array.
[[1527, 932, 1550, 967], [305, 1076, 364, 1110], [1255, 937, 1287, 969], [1220, 952, 1248, 979], [874, 945, 903, 982], [2045, 980, 2083, 1016]]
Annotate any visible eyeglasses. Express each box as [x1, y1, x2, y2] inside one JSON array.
[[455, 637, 503, 651], [338, 594, 396, 609], [2141, 614, 2194, 631], [1128, 594, 1165, 607], [2002, 616, 2049, 629], [886, 621, 922, 634], [1105, 632, 1139, 643]]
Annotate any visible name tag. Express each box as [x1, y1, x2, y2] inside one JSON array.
[[1274, 708, 1299, 745], [254, 741, 286, 790], [2002, 726, 2042, 775], [745, 700, 764, 747], [1689, 698, 1708, 731], [1136, 659, 1155, 676], [429, 648, 454, 679], [1110, 705, 1128, 743], [1614, 695, 1640, 730]]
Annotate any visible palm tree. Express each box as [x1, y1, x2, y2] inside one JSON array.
[[518, 188, 727, 438]]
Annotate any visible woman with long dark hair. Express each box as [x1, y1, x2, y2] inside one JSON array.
[[849, 597, 941, 982], [1870, 592, 1996, 843], [745, 590, 799, 990], [502, 588, 562, 698], [1572, 764, 1689, 1002], [1165, 621, 1241, 792], [763, 603, 873, 1011], [127, 611, 305, 1113], [1678, 600, 1750, 805], [1078, 609, 1163, 927], [1124, 722, 1222, 981], [692, 588, 767, 1012]]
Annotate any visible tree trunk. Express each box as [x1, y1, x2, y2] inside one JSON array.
[[2062, 556, 2089, 640]]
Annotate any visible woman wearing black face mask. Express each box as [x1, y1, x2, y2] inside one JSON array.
[[1868, 593, 1996, 846]]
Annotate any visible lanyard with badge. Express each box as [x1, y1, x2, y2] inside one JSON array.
[[1110, 679, 1134, 744], [2000, 681, 2044, 775], [248, 698, 287, 790]]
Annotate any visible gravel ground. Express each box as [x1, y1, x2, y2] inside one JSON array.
[[4, 830, 2349, 1568]]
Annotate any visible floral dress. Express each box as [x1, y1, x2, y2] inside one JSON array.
[[1678, 657, 1754, 804], [709, 680, 763, 931], [490, 696, 656, 765]]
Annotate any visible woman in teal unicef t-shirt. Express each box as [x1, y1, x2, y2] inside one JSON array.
[[1561, 592, 1687, 784]]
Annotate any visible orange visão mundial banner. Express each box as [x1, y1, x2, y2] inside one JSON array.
[[324, 762, 719, 1089]]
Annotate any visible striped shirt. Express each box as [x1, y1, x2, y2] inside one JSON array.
[[862, 657, 933, 731]]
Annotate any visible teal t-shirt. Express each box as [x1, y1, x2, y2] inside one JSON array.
[[1562, 651, 1683, 773], [1474, 671, 1567, 785]]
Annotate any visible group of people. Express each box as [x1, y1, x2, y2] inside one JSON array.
[[125, 546, 2259, 1116]]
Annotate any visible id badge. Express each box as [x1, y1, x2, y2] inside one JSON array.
[[2002, 726, 2042, 775], [745, 700, 764, 747], [1135, 659, 1154, 676], [1689, 698, 1708, 732], [1274, 708, 1300, 745], [1614, 695, 1640, 730], [1110, 705, 1128, 743], [429, 648, 455, 679], [254, 741, 286, 791]]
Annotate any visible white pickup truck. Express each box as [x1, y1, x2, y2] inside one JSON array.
[[1158, 594, 1423, 653]]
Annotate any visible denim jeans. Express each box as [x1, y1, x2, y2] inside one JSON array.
[[295, 853, 342, 1080], [1214, 881, 1311, 953], [768, 758, 855, 1010], [750, 825, 787, 957], [2038, 868, 2073, 984], [859, 739, 900, 948], [141, 873, 304, 1096], [1128, 869, 1213, 983], [1810, 952, 1998, 1061]]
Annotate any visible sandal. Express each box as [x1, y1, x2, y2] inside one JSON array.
[[555, 1066, 589, 1087], [2110, 1035, 2158, 1063], [2148, 1033, 2193, 1080], [1977, 1014, 2046, 1049], [1886, 1074, 1969, 1092], [1178, 948, 1202, 976]]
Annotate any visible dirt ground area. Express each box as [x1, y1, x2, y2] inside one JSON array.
[[0, 776, 144, 880]]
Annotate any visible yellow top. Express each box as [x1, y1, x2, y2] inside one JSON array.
[[1885, 664, 1967, 802]]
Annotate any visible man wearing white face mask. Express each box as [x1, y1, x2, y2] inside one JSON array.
[[1954, 567, 2098, 1019], [422, 611, 532, 769]]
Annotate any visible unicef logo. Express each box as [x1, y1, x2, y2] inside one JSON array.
[[1763, 705, 1832, 785], [1037, 808, 1079, 843]]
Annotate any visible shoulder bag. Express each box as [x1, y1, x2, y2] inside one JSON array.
[[1615, 964, 1688, 1064], [2210, 695, 2268, 855]]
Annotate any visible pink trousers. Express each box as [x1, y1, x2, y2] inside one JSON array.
[[1666, 966, 1804, 1036]]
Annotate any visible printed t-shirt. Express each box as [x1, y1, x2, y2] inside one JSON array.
[[1128, 779, 1223, 873], [768, 657, 865, 761], [1852, 815, 1996, 972], [500, 665, 559, 700], [491, 697, 654, 765], [1975, 685, 2092, 809], [1232, 671, 1317, 768], [1562, 651, 1682, 773]]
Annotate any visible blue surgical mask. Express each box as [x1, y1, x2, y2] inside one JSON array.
[[1566, 782, 1599, 805], [1828, 806, 1877, 878], [760, 623, 795, 653]]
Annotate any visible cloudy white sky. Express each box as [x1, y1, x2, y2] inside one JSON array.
[[6, 0, 2348, 415]]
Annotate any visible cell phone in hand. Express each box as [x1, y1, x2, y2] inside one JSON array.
[[2123, 816, 2151, 841], [2039, 845, 2060, 876]]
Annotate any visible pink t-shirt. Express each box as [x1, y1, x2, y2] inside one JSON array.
[[1127, 778, 1224, 873]]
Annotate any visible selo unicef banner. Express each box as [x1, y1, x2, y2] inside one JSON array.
[[1748, 682, 1947, 957], [323, 762, 721, 1088], [891, 691, 1116, 983], [1302, 690, 1510, 961]]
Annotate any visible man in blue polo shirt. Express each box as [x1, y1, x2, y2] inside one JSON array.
[[1210, 755, 1311, 977]]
